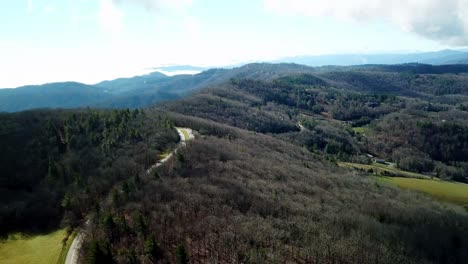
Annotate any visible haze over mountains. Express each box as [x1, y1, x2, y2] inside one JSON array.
[[2, 49, 468, 113], [0, 63, 312, 112], [275, 49, 468, 66]]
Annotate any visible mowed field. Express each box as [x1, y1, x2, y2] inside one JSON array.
[[341, 161, 468, 209], [0, 229, 67, 264], [378, 177, 468, 208], [339, 162, 430, 179], [352, 126, 370, 134]]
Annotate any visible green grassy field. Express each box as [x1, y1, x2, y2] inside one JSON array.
[[378, 177, 468, 208], [352, 126, 370, 134], [0, 229, 68, 264], [339, 162, 431, 179], [340, 161, 468, 209]]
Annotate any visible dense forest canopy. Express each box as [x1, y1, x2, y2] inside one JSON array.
[[0, 109, 178, 234], [2, 63, 468, 263], [78, 111, 468, 264], [166, 68, 468, 183]]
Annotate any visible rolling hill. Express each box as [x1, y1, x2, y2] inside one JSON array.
[[0, 64, 317, 112], [2, 63, 468, 263]]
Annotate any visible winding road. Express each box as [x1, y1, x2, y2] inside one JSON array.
[[297, 122, 306, 131], [146, 127, 194, 175], [64, 127, 194, 264]]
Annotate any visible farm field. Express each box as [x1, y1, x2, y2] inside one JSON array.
[[341, 161, 468, 208], [339, 162, 431, 179], [352, 126, 370, 134], [378, 176, 468, 208], [0, 229, 68, 264]]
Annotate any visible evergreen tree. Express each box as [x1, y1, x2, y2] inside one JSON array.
[[145, 234, 163, 261], [175, 245, 189, 264], [85, 240, 113, 264]]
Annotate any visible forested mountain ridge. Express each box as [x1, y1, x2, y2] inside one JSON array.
[[165, 67, 468, 183], [3, 62, 468, 113], [70, 108, 468, 264], [0, 82, 110, 112], [0, 109, 179, 234], [2, 63, 468, 263], [0, 63, 316, 112]]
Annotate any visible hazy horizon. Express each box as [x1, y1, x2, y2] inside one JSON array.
[[2, 0, 468, 87], [2, 48, 468, 89]]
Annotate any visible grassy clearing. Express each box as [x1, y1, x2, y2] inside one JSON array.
[[339, 162, 431, 179], [377, 177, 468, 208], [352, 126, 370, 134], [0, 229, 66, 264], [341, 161, 468, 209]]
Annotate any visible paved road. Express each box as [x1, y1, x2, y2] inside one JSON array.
[[297, 122, 306, 131], [146, 127, 194, 175], [64, 127, 194, 264], [64, 231, 84, 264], [177, 127, 195, 142]]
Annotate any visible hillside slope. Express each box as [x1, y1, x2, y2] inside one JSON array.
[[2, 66, 468, 263], [0, 109, 179, 234], [164, 68, 468, 183], [76, 109, 468, 263]]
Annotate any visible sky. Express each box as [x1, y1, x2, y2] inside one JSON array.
[[1, 0, 467, 87]]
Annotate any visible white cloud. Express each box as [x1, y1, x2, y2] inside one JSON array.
[[43, 5, 56, 14], [98, 0, 194, 36], [112, 0, 193, 11], [184, 16, 201, 40], [264, 0, 468, 45], [27, 0, 33, 14], [99, 0, 124, 36]]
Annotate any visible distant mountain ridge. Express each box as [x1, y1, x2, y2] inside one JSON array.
[[0, 63, 317, 112], [0, 82, 109, 112], [3, 57, 468, 112], [275, 49, 468, 66]]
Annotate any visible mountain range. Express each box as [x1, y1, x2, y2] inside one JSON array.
[[2, 58, 468, 263], [275, 49, 468, 66], [3, 49, 468, 113], [0, 63, 315, 112]]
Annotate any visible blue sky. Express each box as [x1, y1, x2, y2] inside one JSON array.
[[0, 0, 466, 87]]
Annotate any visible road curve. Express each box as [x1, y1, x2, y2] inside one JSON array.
[[297, 122, 306, 131], [64, 232, 84, 264], [146, 127, 194, 175], [64, 127, 194, 264]]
